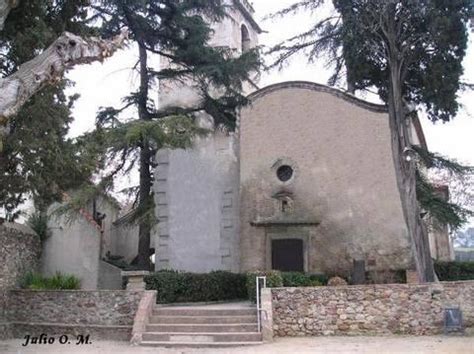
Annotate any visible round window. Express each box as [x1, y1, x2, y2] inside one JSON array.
[[276, 165, 294, 182]]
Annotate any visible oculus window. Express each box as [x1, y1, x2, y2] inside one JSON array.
[[276, 165, 293, 182]]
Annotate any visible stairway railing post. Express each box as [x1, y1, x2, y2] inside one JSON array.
[[256, 276, 267, 333]]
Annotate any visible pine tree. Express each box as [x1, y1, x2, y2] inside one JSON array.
[[84, 0, 261, 269]]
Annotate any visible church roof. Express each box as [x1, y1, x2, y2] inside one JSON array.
[[248, 81, 388, 113]]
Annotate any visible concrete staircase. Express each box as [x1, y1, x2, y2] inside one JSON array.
[[140, 303, 262, 348]]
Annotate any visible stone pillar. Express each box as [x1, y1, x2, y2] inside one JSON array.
[[261, 288, 273, 342], [121, 271, 150, 291]]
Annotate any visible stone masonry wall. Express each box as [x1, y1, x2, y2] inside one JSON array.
[[0, 223, 40, 339], [0, 223, 40, 290], [0, 291, 10, 339], [7, 290, 143, 340], [8, 290, 143, 325], [272, 281, 474, 336]]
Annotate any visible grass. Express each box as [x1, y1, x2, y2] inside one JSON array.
[[20, 272, 81, 290]]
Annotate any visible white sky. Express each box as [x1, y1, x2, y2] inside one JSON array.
[[65, 1, 474, 223]]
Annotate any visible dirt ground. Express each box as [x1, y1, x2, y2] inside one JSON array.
[[1, 336, 473, 354]]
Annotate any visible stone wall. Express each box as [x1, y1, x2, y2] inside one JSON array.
[[42, 206, 102, 289], [0, 223, 40, 339], [0, 223, 40, 290], [6, 290, 143, 340], [271, 281, 474, 336], [0, 291, 11, 339], [110, 221, 139, 263], [97, 261, 123, 290]]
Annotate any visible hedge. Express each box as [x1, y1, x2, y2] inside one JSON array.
[[434, 261, 474, 281], [281, 272, 327, 287], [246, 271, 328, 302], [246, 270, 283, 302], [145, 270, 332, 304], [144, 270, 247, 303]]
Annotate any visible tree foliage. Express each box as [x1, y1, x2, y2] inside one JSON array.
[[269, 0, 472, 121], [0, 0, 99, 218], [414, 146, 474, 231], [79, 0, 261, 268]]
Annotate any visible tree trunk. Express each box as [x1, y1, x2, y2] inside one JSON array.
[[387, 46, 435, 283], [0, 0, 19, 30], [136, 145, 153, 270], [346, 72, 356, 94], [136, 43, 153, 270]]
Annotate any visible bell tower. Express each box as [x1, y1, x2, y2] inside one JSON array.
[[208, 0, 261, 54], [153, 1, 261, 273], [158, 0, 262, 110]]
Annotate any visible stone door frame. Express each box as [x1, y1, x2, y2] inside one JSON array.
[[265, 228, 309, 272]]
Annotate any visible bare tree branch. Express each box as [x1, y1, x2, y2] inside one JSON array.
[[0, 30, 128, 143]]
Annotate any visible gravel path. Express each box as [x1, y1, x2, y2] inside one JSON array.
[[1, 336, 473, 354]]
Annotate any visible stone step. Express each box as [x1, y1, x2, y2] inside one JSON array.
[[149, 315, 256, 324], [146, 323, 258, 333], [140, 340, 262, 348], [142, 331, 262, 342], [153, 307, 257, 317]]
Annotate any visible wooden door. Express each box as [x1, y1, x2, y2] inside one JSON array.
[[271, 239, 304, 272]]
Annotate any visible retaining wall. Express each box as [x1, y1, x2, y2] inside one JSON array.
[[270, 281, 474, 337], [0, 223, 40, 290], [6, 290, 144, 341]]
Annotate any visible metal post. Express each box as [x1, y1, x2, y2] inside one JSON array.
[[256, 276, 267, 333], [256, 276, 260, 332]]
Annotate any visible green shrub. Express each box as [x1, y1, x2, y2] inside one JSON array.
[[434, 261, 474, 281], [144, 270, 247, 303], [281, 272, 327, 287], [246, 270, 283, 302], [281, 271, 308, 287], [308, 273, 329, 286], [20, 272, 81, 290]]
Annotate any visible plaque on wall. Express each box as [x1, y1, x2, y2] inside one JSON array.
[[444, 307, 463, 334]]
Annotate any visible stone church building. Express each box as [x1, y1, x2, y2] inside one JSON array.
[[40, 0, 453, 288], [154, 80, 417, 276], [152, 0, 418, 275]]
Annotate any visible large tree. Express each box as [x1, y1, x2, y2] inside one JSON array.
[[0, 0, 126, 155], [81, 0, 260, 269], [0, 0, 128, 219], [269, 0, 472, 282]]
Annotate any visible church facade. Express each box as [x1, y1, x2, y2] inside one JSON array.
[[153, 81, 417, 276], [151, 1, 416, 276]]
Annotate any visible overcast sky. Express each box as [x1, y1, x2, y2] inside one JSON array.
[[67, 0, 474, 165], [65, 0, 474, 220]]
